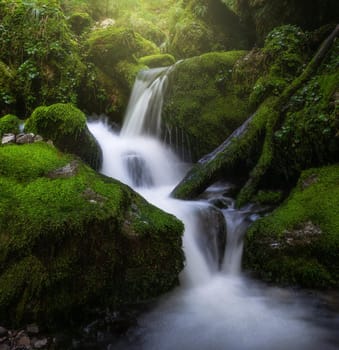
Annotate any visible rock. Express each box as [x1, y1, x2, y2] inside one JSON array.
[[0, 143, 184, 328], [0, 326, 8, 338], [0, 344, 10, 350], [26, 324, 39, 335], [24, 104, 103, 170], [34, 135, 43, 142], [2, 133, 15, 145], [33, 338, 48, 349], [16, 133, 34, 144], [15, 334, 30, 348], [47, 160, 79, 179]]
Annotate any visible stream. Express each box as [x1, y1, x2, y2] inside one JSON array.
[[86, 67, 339, 350]]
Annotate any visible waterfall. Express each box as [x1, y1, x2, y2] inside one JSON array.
[[121, 67, 171, 138], [87, 67, 339, 350]]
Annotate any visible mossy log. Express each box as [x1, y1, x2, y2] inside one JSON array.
[[172, 25, 339, 205]]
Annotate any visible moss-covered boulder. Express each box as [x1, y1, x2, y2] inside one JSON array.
[[244, 165, 339, 288], [0, 143, 184, 328], [139, 54, 176, 68], [87, 26, 158, 71], [25, 104, 102, 170], [83, 26, 158, 121], [0, 114, 21, 138], [236, 0, 339, 44], [163, 50, 258, 160]]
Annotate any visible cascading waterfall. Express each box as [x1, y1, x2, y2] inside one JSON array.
[[88, 67, 339, 350]]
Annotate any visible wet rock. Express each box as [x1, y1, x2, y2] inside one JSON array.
[[16, 133, 34, 144], [26, 324, 39, 335], [15, 333, 31, 348], [2, 133, 15, 145], [47, 160, 79, 179], [0, 326, 8, 338], [34, 135, 43, 142], [32, 338, 48, 349]]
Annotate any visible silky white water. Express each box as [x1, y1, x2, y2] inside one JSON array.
[[87, 68, 339, 350]]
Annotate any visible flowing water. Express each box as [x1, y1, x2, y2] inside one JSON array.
[[87, 68, 339, 350]]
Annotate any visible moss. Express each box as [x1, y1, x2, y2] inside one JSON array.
[[139, 54, 176, 68], [25, 103, 102, 170], [252, 190, 283, 205], [0, 143, 184, 327], [244, 165, 339, 288], [163, 50, 252, 160], [87, 26, 159, 69], [68, 12, 92, 35], [84, 26, 159, 121], [0, 114, 21, 138]]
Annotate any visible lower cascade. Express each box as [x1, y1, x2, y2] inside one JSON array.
[[87, 68, 339, 350]]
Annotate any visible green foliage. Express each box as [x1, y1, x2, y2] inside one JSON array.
[[0, 114, 21, 137], [0, 0, 85, 116], [168, 0, 249, 59], [249, 25, 309, 108], [0, 143, 184, 327], [0, 61, 16, 114], [245, 165, 339, 288]]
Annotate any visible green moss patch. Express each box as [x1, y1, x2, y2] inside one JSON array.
[[244, 165, 339, 288], [163, 50, 253, 159], [25, 103, 102, 170], [139, 54, 176, 68], [0, 143, 184, 328]]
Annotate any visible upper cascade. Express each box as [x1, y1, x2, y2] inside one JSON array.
[[121, 66, 173, 138]]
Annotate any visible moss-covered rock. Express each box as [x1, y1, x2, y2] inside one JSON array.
[[0, 114, 21, 138], [163, 50, 255, 160], [139, 54, 176, 68], [171, 25, 339, 203], [87, 26, 159, 70], [244, 165, 339, 288], [0, 142, 184, 328], [83, 26, 158, 121], [25, 103, 102, 170]]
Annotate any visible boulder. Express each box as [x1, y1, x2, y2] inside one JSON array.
[[244, 165, 339, 288], [24, 103, 102, 170], [1, 133, 15, 145], [16, 133, 34, 144], [0, 143, 184, 328]]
